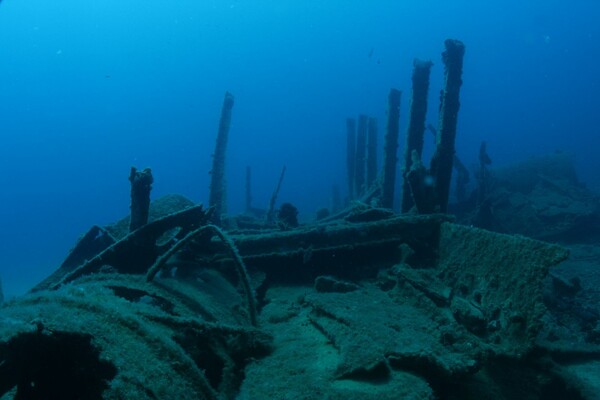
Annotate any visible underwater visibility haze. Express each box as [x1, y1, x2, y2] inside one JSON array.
[[1, 0, 598, 297], [2, 1, 600, 399]]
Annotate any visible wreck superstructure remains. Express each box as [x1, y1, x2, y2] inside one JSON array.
[[1, 39, 596, 399]]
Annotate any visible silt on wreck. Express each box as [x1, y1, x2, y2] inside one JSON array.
[[0, 39, 595, 400]]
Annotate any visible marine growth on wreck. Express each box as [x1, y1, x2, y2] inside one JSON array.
[[1, 3, 600, 400]]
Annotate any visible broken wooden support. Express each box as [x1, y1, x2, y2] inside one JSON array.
[[430, 39, 465, 212], [427, 123, 470, 204], [209, 91, 235, 224], [401, 59, 433, 213], [381, 88, 402, 209], [406, 150, 436, 214], [214, 213, 452, 283], [45, 205, 212, 290], [33, 225, 116, 291], [129, 167, 153, 232], [146, 223, 258, 327], [367, 117, 378, 189]]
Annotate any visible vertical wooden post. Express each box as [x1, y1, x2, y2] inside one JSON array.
[[401, 59, 433, 213], [430, 39, 465, 212], [209, 91, 234, 223], [381, 89, 402, 209], [355, 114, 369, 197], [129, 167, 153, 232], [366, 117, 378, 189], [405, 151, 434, 214]]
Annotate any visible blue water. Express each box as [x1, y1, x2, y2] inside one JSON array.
[[0, 0, 598, 297]]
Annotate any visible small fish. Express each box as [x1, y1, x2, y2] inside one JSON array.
[[368, 47, 374, 58]]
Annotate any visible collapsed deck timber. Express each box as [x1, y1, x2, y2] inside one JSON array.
[[0, 195, 569, 399]]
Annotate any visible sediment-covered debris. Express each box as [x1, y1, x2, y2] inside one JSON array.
[[239, 222, 569, 399], [0, 273, 271, 399], [0, 191, 579, 399]]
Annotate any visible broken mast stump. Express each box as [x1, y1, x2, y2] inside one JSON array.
[[406, 151, 436, 214], [128, 167, 153, 232], [209, 91, 235, 224], [430, 39, 465, 212], [426, 123, 470, 204], [367, 117, 378, 190], [401, 59, 433, 213], [381, 88, 402, 209], [346, 118, 357, 201], [355, 114, 369, 197]]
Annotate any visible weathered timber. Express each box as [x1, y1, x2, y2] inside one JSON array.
[[366, 117, 378, 189], [381, 89, 402, 209], [426, 123, 470, 204], [317, 184, 383, 223], [401, 59, 433, 213], [44, 205, 212, 290], [15, 190, 574, 399], [129, 167, 153, 232], [146, 224, 258, 327], [203, 213, 453, 283], [430, 39, 465, 212], [33, 225, 116, 292], [406, 150, 436, 214], [354, 114, 368, 197], [209, 91, 235, 224], [1, 273, 271, 399]]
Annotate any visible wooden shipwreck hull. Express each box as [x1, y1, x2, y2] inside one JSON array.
[[0, 196, 569, 399]]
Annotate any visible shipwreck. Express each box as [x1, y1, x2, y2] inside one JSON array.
[[0, 39, 594, 399]]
